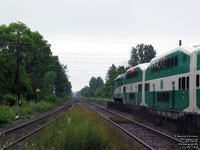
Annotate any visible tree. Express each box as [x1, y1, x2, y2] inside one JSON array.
[[101, 65, 127, 98], [43, 71, 57, 96], [128, 44, 156, 67], [89, 76, 104, 96], [0, 22, 72, 102]]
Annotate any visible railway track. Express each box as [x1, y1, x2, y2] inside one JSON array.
[[82, 100, 185, 150], [0, 100, 74, 150]]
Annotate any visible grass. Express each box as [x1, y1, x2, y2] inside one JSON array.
[[0, 96, 70, 127], [82, 97, 114, 102], [23, 106, 141, 150]]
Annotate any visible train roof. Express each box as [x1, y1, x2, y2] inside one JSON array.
[[126, 63, 149, 73], [150, 46, 193, 64], [193, 45, 200, 52], [114, 74, 125, 81]]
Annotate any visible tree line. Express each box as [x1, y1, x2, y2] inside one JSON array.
[[76, 43, 156, 98], [0, 22, 72, 104]]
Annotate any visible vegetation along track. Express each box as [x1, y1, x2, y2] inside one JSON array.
[[82, 100, 184, 150], [0, 100, 74, 150]]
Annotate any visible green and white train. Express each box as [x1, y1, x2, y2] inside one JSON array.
[[114, 46, 200, 114]]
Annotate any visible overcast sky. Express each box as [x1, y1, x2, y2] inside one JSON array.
[[1, 0, 200, 92]]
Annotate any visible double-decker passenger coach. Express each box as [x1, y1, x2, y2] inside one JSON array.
[[114, 74, 124, 103], [122, 64, 148, 106], [145, 47, 192, 112]]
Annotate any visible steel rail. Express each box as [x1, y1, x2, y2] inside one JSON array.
[[0, 100, 73, 150], [88, 101, 183, 144], [0, 101, 70, 137], [82, 101, 154, 150], [2, 113, 66, 150]]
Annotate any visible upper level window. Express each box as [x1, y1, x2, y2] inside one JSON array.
[[127, 71, 138, 79], [175, 55, 178, 66], [171, 57, 175, 67], [150, 55, 179, 73]]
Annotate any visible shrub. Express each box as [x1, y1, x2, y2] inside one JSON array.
[[0, 106, 16, 126], [45, 95, 57, 103], [3, 94, 17, 106]]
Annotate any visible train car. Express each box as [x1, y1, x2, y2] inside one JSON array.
[[193, 47, 200, 113], [122, 64, 149, 106], [144, 47, 194, 112], [114, 74, 124, 103]]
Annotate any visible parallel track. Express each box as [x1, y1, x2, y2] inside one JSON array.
[[0, 100, 74, 150], [83, 100, 184, 150]]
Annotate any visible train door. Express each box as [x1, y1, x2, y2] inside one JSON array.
[[172, 81, 175, 109], [153, 84, 155, 107]]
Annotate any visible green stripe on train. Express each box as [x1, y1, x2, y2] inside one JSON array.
[[145, 90, 189, 111]]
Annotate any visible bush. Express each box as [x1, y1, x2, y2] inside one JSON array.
[[0, 106, 17, 126], [45, 95, 57, 103], [21, 101, 56, 116], [3, 94, 17, 106]]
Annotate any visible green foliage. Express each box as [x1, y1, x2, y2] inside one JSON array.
[[26, 107, 109, 150], [3, 94, 16, 106], [0, 22, 71, 102], [0, 106, 17, 126], [103, 65, 127, 98], [84, 97, 114, 102], [45, 94, 57, 103], [21, 101, 56, 116], [43, 71, 57, 96], [78, 77, 104, 97], [24, 106, 137, 150], [128, 44, 156, 67]]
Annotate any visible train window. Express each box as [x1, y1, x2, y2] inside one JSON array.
[[123, 86, 126, 93], [127, 71, 139, 79], [129, 93, 135, 100], [145, 83, 150, 91], [162, 61, 165, 69], [166, 92, 170, 102], [178, 78, 182, 90], [196, 74, 199, 87], [156, 63, 158, 72], [158, 62, 160, 71], [182, 77, 186, 90], [167, 58, 170, 68], [186, 76, 189, 89], [171, 57, 175, 67], [164, 60, 167, 69], [175, 55, 178, 66], [183, 54, 187, 62], [157, 92, 170, 102], [138, 84, 142, 92]]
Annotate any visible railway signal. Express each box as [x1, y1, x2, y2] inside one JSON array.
[[36, 88, 41, 103]]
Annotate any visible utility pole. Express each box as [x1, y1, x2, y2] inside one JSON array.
[[17, 31, 21, 107], [1, 31, 30, 107]]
